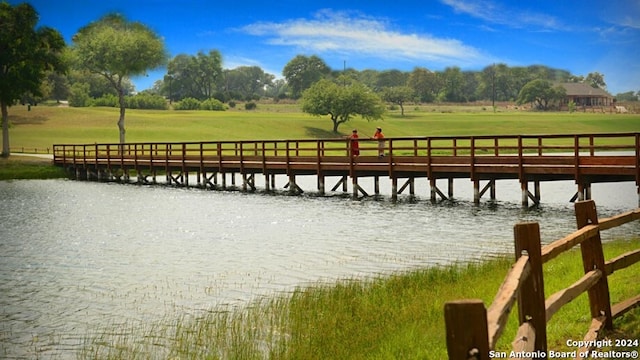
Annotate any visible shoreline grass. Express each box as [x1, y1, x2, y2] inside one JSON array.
[[0, 155, 66, 180], [80, 237, 640, 359]]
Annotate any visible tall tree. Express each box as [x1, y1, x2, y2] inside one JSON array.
[[301, 77, 385, 133], [381, 86, 414, 116], [166, 51, 223, 101], [438, 67, 466, 102], [283, 55, 330, 99], [0, 2, 65, 156], [585, 72, 606, 89], [408, 67, 440, 103], [516, 79, 566, 110], [72, 13, 167, 144], [222, 66, 274, 100]]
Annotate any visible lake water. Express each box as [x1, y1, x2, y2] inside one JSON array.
[[0, 177, 638, 358]]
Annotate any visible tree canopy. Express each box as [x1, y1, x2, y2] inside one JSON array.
[[301, 77, 385, 133], [72, 13, 167, 144], [283, 55, 331, 99], [516, 79, 566, 110], [0, 2, 65, 156]]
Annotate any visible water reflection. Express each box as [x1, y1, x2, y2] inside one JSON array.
[[0, 179, 637, 358]]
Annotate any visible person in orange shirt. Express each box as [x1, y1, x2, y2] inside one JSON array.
[[372, 127, 385, 157]]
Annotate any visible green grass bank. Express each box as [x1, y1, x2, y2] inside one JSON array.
[[81, 238, 640, 359], [0, 155, 66, 180]]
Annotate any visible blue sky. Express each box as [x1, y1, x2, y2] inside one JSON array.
[[23, 0, 640, 94]]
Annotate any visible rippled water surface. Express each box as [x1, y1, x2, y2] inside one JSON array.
[[1, 178, 638, 358]]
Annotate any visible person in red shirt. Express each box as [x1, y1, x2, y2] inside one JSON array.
[[349, 129, 360, 156], [372, 127, 385, 157]]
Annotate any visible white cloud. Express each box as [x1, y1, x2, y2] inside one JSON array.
[[441, 0, 565, 31], [240, 9, 489, 67]]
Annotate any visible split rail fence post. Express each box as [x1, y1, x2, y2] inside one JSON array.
[[444, 299, 489, 359], [574, 200, 613, 330], [514, 222, 547, 352]]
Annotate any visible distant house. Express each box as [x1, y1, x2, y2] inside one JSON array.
[[559, 82, 614, 109]]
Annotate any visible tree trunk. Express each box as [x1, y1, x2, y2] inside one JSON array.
[[1, 102, 9, 157], [118, 89, 126, 144]]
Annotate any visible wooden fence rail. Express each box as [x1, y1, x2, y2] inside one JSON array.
[[444, 200, 640, 359]]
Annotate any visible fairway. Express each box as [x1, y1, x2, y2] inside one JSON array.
[[6, 104, 640, 152]]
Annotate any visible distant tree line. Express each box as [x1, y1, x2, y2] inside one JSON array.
[[43, 52, 638, 111]]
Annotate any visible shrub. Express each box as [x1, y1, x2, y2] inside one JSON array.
[[174, 97, 201, 110], [200, 98, 225, 111], [228, 101, 236, 108], [68, 83, 91, 107], [91, 94, 118, 107], [244, 102, 257, 110], [127, 93, 167, 110]]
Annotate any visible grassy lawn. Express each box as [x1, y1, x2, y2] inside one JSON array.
[[5, 103, 640, 152]]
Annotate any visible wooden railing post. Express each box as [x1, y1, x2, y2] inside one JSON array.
[[444, 299, 489, 360], [514, 222, 547, 352], [574, 200, 614, 330]]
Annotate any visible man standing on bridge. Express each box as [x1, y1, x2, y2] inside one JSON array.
[[372, 127, 385, 157]]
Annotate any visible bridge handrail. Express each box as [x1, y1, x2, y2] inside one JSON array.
[[53, 132, 639, 160]]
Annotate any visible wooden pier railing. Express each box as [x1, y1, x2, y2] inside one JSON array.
[[444, 200, 640, 359], [53, 133, 639, 204]]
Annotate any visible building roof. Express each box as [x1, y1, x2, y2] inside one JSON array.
[[560, 82, 612, 98]]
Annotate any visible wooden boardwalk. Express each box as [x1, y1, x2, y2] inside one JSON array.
[[53, 132, 640, 206]]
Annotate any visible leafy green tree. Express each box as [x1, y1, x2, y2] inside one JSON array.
[[516, 79, 566, 110], [222, 66, 274, 100], [283, 55, 331, 98], [72, 13, 167, 144], [408, 67, 440, 103], [0, 2, 65, 156], [166, 51, 223, 101], [301, 77, 385, 133], [585, 72, 606, 89], [376, 70, 408, 90], [381, 86, 414, 116], [438, 67, 466, 102]]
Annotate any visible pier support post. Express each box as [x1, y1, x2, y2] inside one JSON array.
[[448, 178, 454, 198], [391, 177, 398, 201], [521, 181, 529, 207], [430, 178, 436, 202], [534, 181, 541, 203], [352, 177, 358, 199], [318, 174, 325, 195], [264, 173, 270, 191], [490, 180, 496, 200], [473, 179, 480, 205], [374, 176, 380, 195], [288, 174, 295, 194]]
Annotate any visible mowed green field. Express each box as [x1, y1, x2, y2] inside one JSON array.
[[6, 103, 640, 151]]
